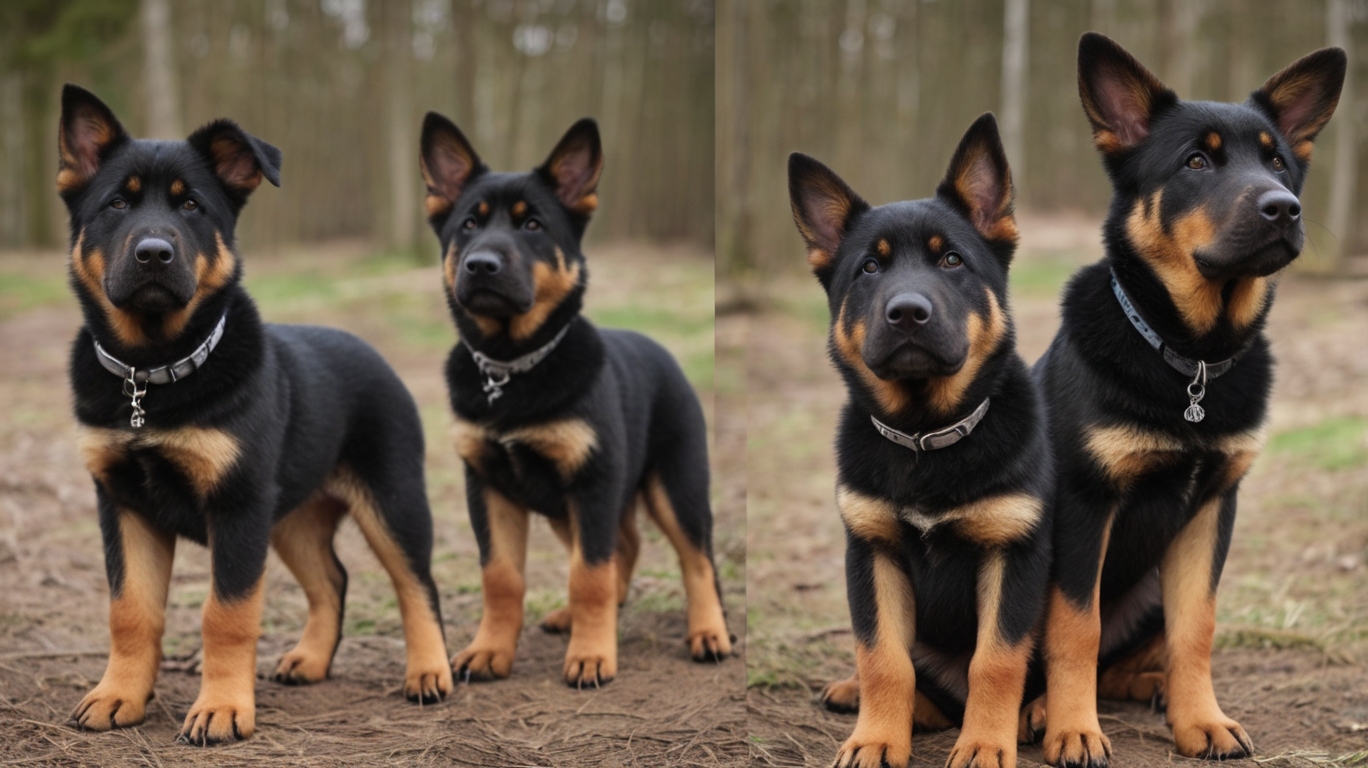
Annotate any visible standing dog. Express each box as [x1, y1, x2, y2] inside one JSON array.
[[1028, 34, 1345, 765], [419, 114, 731, 688], [60, 86, 452, 745], [790, 114, 1052, 768]]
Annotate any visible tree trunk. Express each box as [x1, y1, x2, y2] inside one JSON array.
[[383, 0, 418, 256], [1000, 0, 1029, 192], [141, 0, 183, 138], [1322, 0, 1355, 270]]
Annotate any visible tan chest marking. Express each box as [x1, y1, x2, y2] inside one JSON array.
[[837, 485, 901, 545], [454, 417, 597, 480], [1086, 424, 1266, 490], [79, 426, 241, 496], [902, 493, 1042, 546]]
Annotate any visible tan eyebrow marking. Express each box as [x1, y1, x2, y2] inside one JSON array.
[[478, 201, 490, 216], [170, 179, 185, 196], [125, 176, 141, 194], [512, 201, 528, 217], [928, 235, 943, 254], [876, 238, 891, 258], [1205, 132, 1221, 151]]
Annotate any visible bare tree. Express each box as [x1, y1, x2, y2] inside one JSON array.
[[1000, 0, 1029, 184], [383, 0, 418, 255], [1324, 0, 1356, 269], [141, 0, 182, 138]]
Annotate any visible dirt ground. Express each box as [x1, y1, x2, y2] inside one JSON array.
[[742, 213, 1368, 767], [0, 243, 746, 766]]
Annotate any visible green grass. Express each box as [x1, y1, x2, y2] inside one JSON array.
[[1269, 416, 1368, 471], [1009, 253, 1081, 298], [0, 271, 70, 318]]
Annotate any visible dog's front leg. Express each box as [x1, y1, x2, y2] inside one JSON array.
[[452, 474, 529, 682], [73, 496, 175, 731], [562, 488, 622, 689]]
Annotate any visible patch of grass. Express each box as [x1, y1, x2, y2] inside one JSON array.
[[633, 589, 685, 615], [1010, 254, 1079, 298], [243, 271, 338, 312], [0, 272, 69, 317], [1269, 416, 1368, 471], [525, 589, 565, 624], [1215, 627, 1326, 654]]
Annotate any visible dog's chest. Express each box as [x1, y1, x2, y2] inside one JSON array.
[[1085, 423, 1266, 498], [454, 417, 598, 508], [78, 425, 241, 499]]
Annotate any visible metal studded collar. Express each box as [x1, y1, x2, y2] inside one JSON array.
[[464, 323, 571, 404], [93, 312, 227, 385], [871, 398, 991, 452]]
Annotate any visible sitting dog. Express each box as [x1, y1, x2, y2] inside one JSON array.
[[60, 85, 452, 745], [419, 114, 732, 688], [1026, 34, 1345, 766], [790, 114, 1052, 768]]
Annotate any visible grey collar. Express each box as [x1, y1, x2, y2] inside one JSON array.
[[1110, 269, 1249, 423], [92, 312, 227, 429], [871, 398, 990, 452], [464, 323, 571, 404]]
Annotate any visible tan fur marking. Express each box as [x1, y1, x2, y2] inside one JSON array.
[[807, 247, 833, 273], [509, 248, 580, 342], [477, 201, 490, 216], [1042, 517, 1114, 766], [928, 234, 944, 254], [452, 488, 528, 680], [1227, 277, 1270, 331], [1126, 190, 1233, 333], [269, 495, 346, 684], [1098, 632, 1166, 702], [876, 238, 891, 258], [327, 469, 451, 700], [180, 575, 263, 743], [564, 525, 620, 686], [164, 233, 237, 339], [512, 200, 528, 217], [833, 300, 913, 415], [1161, 495, 1251, 756], [1220, 427, 1266, 487], [425, 193, 453, 219], [1205, 132, 1222, 152], [1259, 131, 1274, 150], [452, 417, 490, 471], [1293, 139, 1314, 162], [926, 288, 1006, 416], [819, 668, 954, 731], [79, 426, 240, 497], [645, 476, 731, 660], [837, 485, 901, 545], [70, 233, 147, 347], [500, 419, 598, 480], [170, 179, 185, 197], [836, 553, 915, 768], [945, 493, 1043, 546], [571, 192, 599, 214], [1085, 424, 1184, 488], [57, 168, 84, 194], [71, 510, 174, 731], [443, 244, 503, 337], [125, 175, 141, 194]]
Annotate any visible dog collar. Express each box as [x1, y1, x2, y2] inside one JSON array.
[[464, 323, 571, 404], [1110, 270, 1248, 423], [871, 398, 990, 452], [92, 312, 227, 429]]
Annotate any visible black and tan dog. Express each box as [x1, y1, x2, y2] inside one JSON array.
[[59, 85, 452, 745], [789, 114, 1052, 768], [418, 114, 731, 688], [1026, 35, 1345, 765]]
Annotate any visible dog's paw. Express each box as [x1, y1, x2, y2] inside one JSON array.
[[562, 645, 616, 689], [451, 643, 515, 683], [404, 659, 453, 704], [1042, 725, 1111, 768], [832, 732, 911, 768], [271, 647, 329, 686], [687, 624, 733, 662], [1017, 694, 1046, 744], [71, 685, 151, 731], [540, 607, 572, 634], [176, 694, 255, 746], [1171, 715, 1252, 760], [820, 675, 860, 714], [946, 736, 1014, 768]]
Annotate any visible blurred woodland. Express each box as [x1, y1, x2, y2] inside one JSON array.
[[0, 0, 715, 257], [719, 0, 1368, 279]]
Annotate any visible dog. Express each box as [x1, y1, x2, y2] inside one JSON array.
[[789, 114, 1053, 768], [59, 85, 452, 745], [1024, 34, 1345, 766], [418, 113, 732, 688]]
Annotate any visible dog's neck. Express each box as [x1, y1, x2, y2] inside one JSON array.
[[452, 289, 585, 361], [75, 282, 242, 369]]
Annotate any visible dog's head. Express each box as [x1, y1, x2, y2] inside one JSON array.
[[420, 114, 598, 347], [58, 85, 280, 351], [789, 114, 1017, 420], [1079, 33, 1344, 334]]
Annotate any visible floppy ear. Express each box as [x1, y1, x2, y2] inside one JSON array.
[[420, 111, 484, 223], [936, 113, 1017, 249], [1077, 32, 1175, 155], [57, 84, 130, 195], [1250, 47, 1347, 163], [536, 118, 603, 215], [787, 152, 870, 283], [187, 119, 282, 204]]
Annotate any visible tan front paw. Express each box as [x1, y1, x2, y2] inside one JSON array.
[[820, 675, 860, 714], [540, 607, 572, 634], [1171, 714, 1252, 760], [833, 730, 911, 768], [1017, 694, 1046, 744], [563, 642, 616, 688], [71, 684, 151, 731], [947, 735, 1015, 768], [451, 643, 515, 682], [176, 694, 255, 746], [404, 658, 453, 704], [687, 623, 733, 662], [271, 647, 330, 685], [1043, 724, 1110, 768]]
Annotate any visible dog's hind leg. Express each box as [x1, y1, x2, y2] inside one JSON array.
[[643, 471, 731, 662], [269, 494, 348, 685]]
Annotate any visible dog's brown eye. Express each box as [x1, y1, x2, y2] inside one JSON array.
[[462, 217, 477, 231], [110, 198, 127, 210], [1272, 155, 1285, 171], [943, 252, 963, 268], [183, 199, 198, 211], [861, 258, 879, 274], [525, 218, 541, 231], [1186, 153, 1208, 170]]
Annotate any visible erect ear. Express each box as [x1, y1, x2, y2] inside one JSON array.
[[1077, 32, 1175, 155], [57, 84, 130, 195], [536, 118, 603, 215], [420, 111, 484, 223], [936, 113, 1017, 249], [1250, 47, 1347, 163], [187, 119, 282, 202], [787, 152, 870, 281]]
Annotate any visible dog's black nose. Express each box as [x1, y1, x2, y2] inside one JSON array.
[[886, 292, 933, 330], [134, 238, 174, 265], [463, 250, 503, 276], [1257, 190, 1301, 225]]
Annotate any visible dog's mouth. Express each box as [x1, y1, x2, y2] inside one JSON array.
[[108, 278, 195, 313], [865, 339, 967, 381], [458, 288, 533, 318], [1194, 237, 1299, 280]]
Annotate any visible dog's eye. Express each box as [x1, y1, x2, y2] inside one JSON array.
[[1185, 153, 1209, 170], [110, 197, 127, 210], [461, 216, 477, 231], [182, 199, 198, 211], [524, 218, 541, 231], [1271, 155, 1285, 171], [861, 258, 880, 274], [942, 252, 963, 268]]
